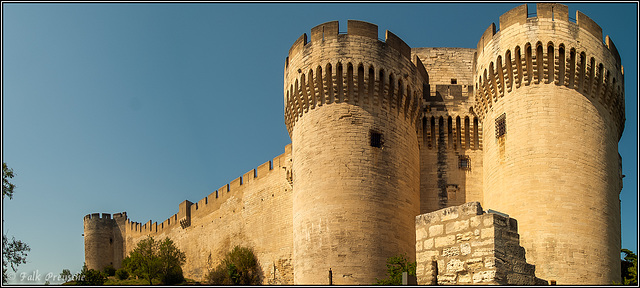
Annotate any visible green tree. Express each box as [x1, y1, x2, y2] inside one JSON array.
[[75, 263, 106, 285], [617, 249, 638, 285], [157, 238, 186, 284], [374, 253, 417, 285], [102, 265, 116, 277], [124, 236, 161, 285], [115, 268, 129, 280], [60, 269, 72, 283], [206, 246, 262, 285], [2, 162, 16, 199], [2, 162, 30, 284], [122, 236, 186, 285]]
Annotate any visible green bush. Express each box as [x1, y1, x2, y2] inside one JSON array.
[[206, 246, 262, 285], [162, 266, 185, 285], [115, 268, 129, 280], [373, 253, 416, 285], [103, 265, 116, 277], [75, 263, 106, 285]]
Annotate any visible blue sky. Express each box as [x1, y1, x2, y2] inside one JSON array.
[[2, 2, 637, 284]]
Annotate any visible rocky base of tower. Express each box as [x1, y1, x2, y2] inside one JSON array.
[[415, 202, 547, 285]]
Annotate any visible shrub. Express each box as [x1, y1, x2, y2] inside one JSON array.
[[206, 246, 262, 285], [373, 253, 416, 285], [75, 263, 106, 285], [161, 266, 185, 285], [115, 268, 129, 280], [103, 265, 116, 277]]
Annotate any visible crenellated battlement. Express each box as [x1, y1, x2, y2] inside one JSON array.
[[123, 144, 292, 237], [284, 20, 428, 136], [474, 3, 625, 139]]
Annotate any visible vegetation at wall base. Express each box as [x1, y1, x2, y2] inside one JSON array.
[[122, 236, 186, 285], [206, 246, 262, 285], [374, 254, 417, 285], [614, 249, 638, 285]]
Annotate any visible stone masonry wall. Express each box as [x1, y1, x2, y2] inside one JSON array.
[[121, 145, 294, 284], [415, 202, 545, 285], [414, 48, 483, 214]]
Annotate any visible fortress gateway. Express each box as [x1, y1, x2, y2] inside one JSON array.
[[84, 3, 625, 285]]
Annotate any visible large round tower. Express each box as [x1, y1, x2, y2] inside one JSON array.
[[474, 3, 624, 284], [284, 20, 427, 284]]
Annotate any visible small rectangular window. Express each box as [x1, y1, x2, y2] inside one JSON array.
[[495, 113, 506, 138], [370, 130, 383, 148], [451, 78, 457, 84], [458, 155, 471, 170]]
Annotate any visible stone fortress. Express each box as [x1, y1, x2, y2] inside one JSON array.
[[83, 3, 625, 285]]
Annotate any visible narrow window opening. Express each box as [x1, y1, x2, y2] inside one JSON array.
[[451, 78, 457, 84], [456, 116, 462, 149], [458, 155, 471, 170], [552, 7, 554, 21], [464, 117, 470, 149], [215, 191, 219, 199], [438, 116, 445, 149], [422, 117, 428, 147], [447, 116, 453, 149], [430, 116, 436, 148], [370, 130, 383, 148], [109, 238, 113, 244], [473, 117, 479, 149], [495, 113, 507, 138]]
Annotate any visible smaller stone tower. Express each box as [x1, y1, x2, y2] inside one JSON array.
[[83, 212, 127, 271]]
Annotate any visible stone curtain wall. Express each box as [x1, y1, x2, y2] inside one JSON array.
[[415, 202, 545, 285], [121, 145, 294, 284]]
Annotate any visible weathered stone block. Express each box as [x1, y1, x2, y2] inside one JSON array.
[[466, 258, 484, 271], [435, 235, 456, 247], [481, 227, 495, 239], [458, 272, 473, 283], [424, 238, 434, 250], [441, 207, 459, 221], [437, 273, 457, 285], [456, 231, 475, 242], [416, 227, 428, 240], [429, 224, 444, 237], [470, 216, 482, 227], [472, 247, 494, 257], [460, 243, 471, 255], [473, 270, 497, 283], [446, 259, 465, 273], [442, 246, 460, 257], [484, 257, 496, 268], [446, 219, 469, 234]]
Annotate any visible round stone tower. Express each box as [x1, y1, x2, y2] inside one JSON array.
[[83, 212, 127, 270], [284, 20, 427, 284], [474, 3, 624, 284]]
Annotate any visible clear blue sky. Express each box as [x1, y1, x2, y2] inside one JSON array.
[[2, 2, 637, 284]]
